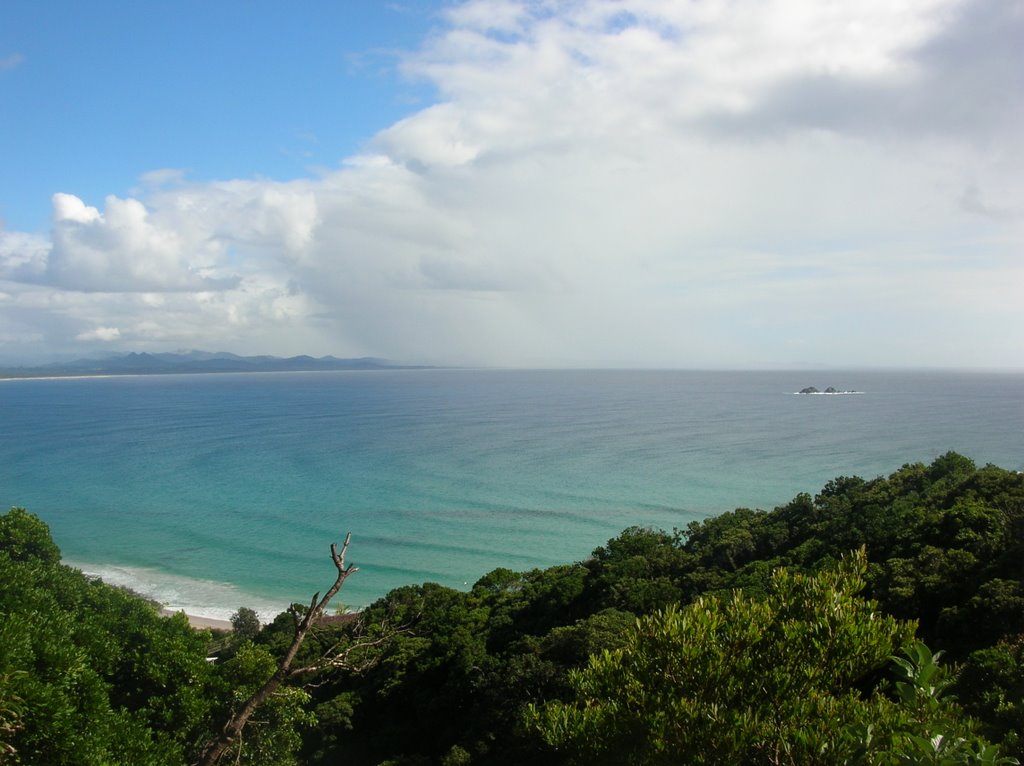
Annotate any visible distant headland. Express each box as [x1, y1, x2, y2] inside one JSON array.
[[0, 350, 433, 379]]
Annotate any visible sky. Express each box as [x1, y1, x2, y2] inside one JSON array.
[[0, 0, 1021, 369]]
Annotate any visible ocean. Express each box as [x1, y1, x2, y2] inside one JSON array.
[[2, 369, 1021, 620]]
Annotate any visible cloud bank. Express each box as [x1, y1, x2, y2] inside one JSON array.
[[1, 0, 1021, 367]]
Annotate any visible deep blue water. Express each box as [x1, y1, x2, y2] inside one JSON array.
[[2, 369, 1021, 618]]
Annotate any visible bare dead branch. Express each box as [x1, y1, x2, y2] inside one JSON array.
[[192, 532, 360, 766], [288, 617, 416, 680]]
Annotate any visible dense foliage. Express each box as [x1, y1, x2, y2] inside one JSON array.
[[2, 452, 1023, 764], [529, 557, 1005, 765], [0, 507, 214, 764], [0, 508, 310, 765]]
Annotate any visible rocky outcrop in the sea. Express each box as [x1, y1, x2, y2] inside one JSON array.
[[797, 386, 858, 394]]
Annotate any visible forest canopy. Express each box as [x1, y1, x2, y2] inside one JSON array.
[[2, 452, 1023, 765]]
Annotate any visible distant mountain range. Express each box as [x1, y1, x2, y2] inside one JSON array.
[[0, 351, 430, 378]]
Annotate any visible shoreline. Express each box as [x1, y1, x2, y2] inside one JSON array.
[[0, 373, 126, 382], [67, 558, 287, 626], [158, 608, 359, 632], [160, 608, 234, 631], [0, 364, 437, 383]]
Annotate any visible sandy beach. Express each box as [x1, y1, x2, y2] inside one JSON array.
[[160, 608, 233, 631]]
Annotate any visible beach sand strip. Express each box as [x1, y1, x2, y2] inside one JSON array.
[[160, 608, 233, 631]]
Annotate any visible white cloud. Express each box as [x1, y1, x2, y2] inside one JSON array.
[[1, 0, 1021, 367], [0, 229, 50, 281], [76, 326, 121, 341], [46, 193, 237, 292], [137, 168, 189, 189]]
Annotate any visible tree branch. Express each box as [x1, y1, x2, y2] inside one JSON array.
[[288, 616, 415, 680], [193, 533, 359, 766]]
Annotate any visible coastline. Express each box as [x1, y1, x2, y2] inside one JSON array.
[[160, 608, 233, 631], [0, 373, 125, 382], [67, 558, 287, 626]]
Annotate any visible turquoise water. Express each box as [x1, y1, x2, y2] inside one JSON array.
[[2, 369, 1022, 619]]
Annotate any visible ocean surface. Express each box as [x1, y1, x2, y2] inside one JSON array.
[[2, 369, 1022, 620]]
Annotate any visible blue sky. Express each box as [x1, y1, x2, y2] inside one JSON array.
[[1, 0, 1022, 368], [1, 2, 437, 232]]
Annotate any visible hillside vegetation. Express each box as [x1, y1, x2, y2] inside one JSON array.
[[2, 452, 1023, 764]]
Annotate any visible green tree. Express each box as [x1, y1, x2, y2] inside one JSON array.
[[530, 550, 917, 765], [205, 643, 315, 766], [956, 636, 1024, 758], [231, 607, 263, 642], [847, 641, 1018, 765], [0, 507, 60, 564], [0, 507, 212, 765]]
